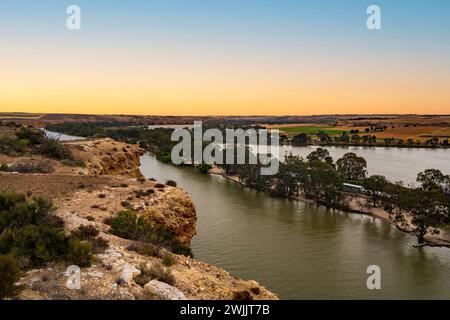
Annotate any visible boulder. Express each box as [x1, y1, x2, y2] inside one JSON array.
[[144, 280, 186, 300], [121, 264, 141, 284]]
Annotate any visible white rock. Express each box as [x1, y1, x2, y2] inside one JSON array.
[[121, 264, 141, 284], [144, 280, 186, 300]]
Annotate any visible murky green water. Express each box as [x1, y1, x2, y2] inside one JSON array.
[[140, 153, 450, 299]]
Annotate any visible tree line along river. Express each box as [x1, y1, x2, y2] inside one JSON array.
[[47, 130, 450, 299]]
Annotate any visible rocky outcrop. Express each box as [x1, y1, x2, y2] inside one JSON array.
[[67, 138, 145, 178], [144, 280, 186, 300], [55, 179, 197, 248], [141, 188, 197, 248], [1, 136, 278, 300]]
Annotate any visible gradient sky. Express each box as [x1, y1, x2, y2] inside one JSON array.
[[1, 0, 449, 116]]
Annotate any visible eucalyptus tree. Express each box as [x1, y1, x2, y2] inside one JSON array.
[[336, 153, 367, 181]]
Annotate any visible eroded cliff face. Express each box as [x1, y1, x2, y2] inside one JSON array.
[[67, 138, 145, 178], [14, 176, 276, 300], [55, 177, 197, 248], [1, 137, 277, 300]]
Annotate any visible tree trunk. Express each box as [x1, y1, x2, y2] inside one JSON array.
[[417, 233, 425, 244]]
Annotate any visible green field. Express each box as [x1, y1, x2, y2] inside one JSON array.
[[278, 126, 345, 135]]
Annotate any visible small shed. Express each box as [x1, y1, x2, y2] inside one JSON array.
[[342, 183, 364, 194]]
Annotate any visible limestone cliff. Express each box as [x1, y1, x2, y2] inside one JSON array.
[[67, 138, 145, 178], [1, 137, 277, 300]]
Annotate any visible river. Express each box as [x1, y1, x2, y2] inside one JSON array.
[[50, 129, 450, 299], [140, 153, 450, 299], [42, 129, 86, 141]]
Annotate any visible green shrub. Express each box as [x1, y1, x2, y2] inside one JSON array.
[[127, 242, 162, 258], [0, 163, 8, 172], [156, 151, 171, 164], [0, 192, 93, 268], [38, 137, 73, 160], [0, 255, 23, 299], [0, 193, 57, 232], [166, 180, 177, 187], [16, 127, 44, 145], [97, 193, 106, 199], [109, 210, 152, 241], [66, 239, 92, 267], [197, 163, 212, 174], [0, 135, 27, 155], [154, 183, 165, 189], [0, 225, 70, 267], [109, 210, 190, 256], [162, 253, 176, 267]]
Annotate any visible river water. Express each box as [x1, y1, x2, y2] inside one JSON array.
[[42, 129, 86, 141], [140, 153, 450, 299], [49, 129, 450, 299]]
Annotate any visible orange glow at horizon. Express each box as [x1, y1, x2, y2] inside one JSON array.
[[1, 42, 450, 116]]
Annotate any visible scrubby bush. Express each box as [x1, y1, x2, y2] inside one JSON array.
[[0, 163, 8, 172], [66, 239, 92, 267], [232, 290, 253, 300], [166, 180, 177, 187], [155, 151, 171, 164], [0, 225, 70, 267], [197, 163, 212, 174], [89, 237, 109, 253], [135, 262, 175, 287], [60, 159, 85, 167], [7, 159, 54, 173], [108, 210, 189, 255], [134, 189, 154, 198], [108, 210, 152, 241], [162, 253, 176, 267], [71, 225, 99, 240], [71, 225, 108, 253], [127, 242, 162, 258], [0, 135, 28, 155], [120, 201, 133, 209], [250, 287, 261, 295], [0, 193, 58, 231], [38, 137, 73, 160], [0, 255, 23, 299], [16, 127, 44, 145], [0, 192, 93, 268]]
